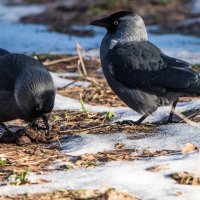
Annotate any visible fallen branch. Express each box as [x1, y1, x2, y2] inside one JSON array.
[[76, 42, 87, 76], [174, 110, 200, 129]]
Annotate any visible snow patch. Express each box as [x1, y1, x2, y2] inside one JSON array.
[[148, 32, 200, 64], [59, 122, 200, 156], [54, 93, 200, 123], [190, 0, 200, 14], [50, 72, 90, 89], [0, 1, 45, 22], [1, 154, 200, 200]]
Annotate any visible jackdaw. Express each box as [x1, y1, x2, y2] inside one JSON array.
[[0, 48, 55, 133], [90, 11, 200, 124]]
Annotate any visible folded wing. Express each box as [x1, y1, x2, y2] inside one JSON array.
[[107, 41, 198, 95]]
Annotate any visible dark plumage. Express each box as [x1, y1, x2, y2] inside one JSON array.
[[0, 48, 55, 132], [90, 11, 200, 124]]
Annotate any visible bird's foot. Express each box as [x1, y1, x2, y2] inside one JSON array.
[[29, 120, 46, 131], [41, 114, 50, 136], [115, 120, 141, 126]]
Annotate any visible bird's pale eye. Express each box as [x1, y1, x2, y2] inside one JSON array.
[[114, 21, 118, 25]]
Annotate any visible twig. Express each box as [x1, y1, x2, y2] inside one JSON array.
[[61, 79, 79, 89], [59, 124, 110, 133], [174, 110, 200, 129], [76, 42, 87, 76], [77, 59, 84, 76], [180, 110, 200, 123], [43, 56, 78, 66]]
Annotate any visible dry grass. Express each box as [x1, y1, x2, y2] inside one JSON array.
[[171, 172, 200, 185], [51, 110, 155, 135], [58, 80, 125, 107], [0, 188, 139, 200]]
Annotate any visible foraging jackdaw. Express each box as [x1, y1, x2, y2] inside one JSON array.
[[0, 48, 55, 133], [90, 11, 200, 124]]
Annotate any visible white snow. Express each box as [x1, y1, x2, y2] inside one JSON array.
[[0, 1, 200, 199], [2, 110, 200, 199], [190, 0, 200, 14], [148, 33, 200, 64], [0, 1, 46, 22], [50, 72, 90, 88], [54, 93, 200, 123], [60, 123, 200, 156], [177, 18, 200, 26], [1, 153, 200, 200]]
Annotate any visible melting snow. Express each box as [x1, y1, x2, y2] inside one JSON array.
[[54, 93, 200, 123], [1, 153, 200, 200], [51, 72, 90, 88], [0, 0, 46, 22], [1, 1, 200, 199], [60, 123, 200, 156], [190, 0, 200, 14]]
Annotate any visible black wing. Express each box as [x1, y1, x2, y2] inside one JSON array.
[[107, 41, 198, 94]]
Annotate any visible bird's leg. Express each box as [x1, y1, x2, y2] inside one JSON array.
[[41, 114, 50, 134], [0, 122, 12, 134], [165, 99, 179, 124], [116, 114, 149, 125], [29, 120, 41, 130]]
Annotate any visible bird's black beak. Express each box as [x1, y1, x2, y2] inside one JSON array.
[[41, 114, 50, 133], [90, 17, 109, 28]]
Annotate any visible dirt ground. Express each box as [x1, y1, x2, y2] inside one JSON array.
[[0, 53, 200, 199]]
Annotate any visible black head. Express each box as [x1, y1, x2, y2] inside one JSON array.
[[33, 89, 55, 118], [90, 11, 135, 32]]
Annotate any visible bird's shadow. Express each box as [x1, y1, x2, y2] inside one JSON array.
[[0, 126, 24, 143]]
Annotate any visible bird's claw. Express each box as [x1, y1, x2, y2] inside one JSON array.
[[29, 121, 45, 131], [41, 114, 50, 135]]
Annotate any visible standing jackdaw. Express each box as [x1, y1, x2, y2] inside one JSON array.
[[0, 48, 55, 133], [90, 11, 200, 124]]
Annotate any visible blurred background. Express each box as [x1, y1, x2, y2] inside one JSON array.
[[0, 0, 199, 63]]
